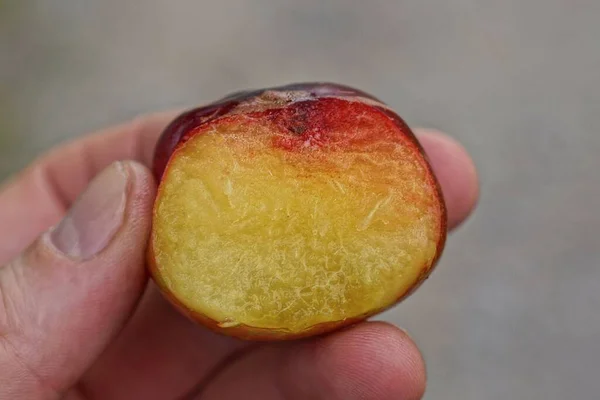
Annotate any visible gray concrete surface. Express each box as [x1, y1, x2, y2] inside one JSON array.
[[1, 1, 599, 399]]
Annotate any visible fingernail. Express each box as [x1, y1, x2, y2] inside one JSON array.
[[50, 162, 129, 259]]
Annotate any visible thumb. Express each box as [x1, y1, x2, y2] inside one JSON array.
[[0, 161, 155, 399]]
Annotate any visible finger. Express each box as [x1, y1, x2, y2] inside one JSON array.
[[195, 322, 426, 400], [0, 110, 178, 263], [0, 161, 154, 399], [80, 284, 248, 400], [415, 129, 479, 229]]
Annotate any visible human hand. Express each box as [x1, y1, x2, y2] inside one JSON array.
[[0, 111, 478, 399]]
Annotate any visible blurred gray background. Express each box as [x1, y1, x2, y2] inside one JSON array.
[[1, 1, 599, 399]]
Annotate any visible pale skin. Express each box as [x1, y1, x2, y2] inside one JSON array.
[[0, 110, 478, 400]]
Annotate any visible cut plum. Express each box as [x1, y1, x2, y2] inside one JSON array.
[[148, 83, 446, 340]]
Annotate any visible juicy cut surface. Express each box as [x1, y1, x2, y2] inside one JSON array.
[[151, 98, 444, 333]]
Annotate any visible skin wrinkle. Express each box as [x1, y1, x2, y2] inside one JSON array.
[[37, 166, 70, 214], [43, 147, 88, 209], [177, 343, 262, 400], [0, 256, 37, 338], [78, 140, 106, 197], [275, 342, 333, 400], [1, 332, 64, 398], [0, 262, 60, 398]]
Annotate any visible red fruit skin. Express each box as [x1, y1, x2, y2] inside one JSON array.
[[153, 82, 381, 180], [149, 82, 447, 341]]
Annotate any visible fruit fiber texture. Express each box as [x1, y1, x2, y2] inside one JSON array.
[[148, 83, 447, 340]]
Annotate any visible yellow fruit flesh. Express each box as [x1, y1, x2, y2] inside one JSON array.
[[152, 119, 442, 333]]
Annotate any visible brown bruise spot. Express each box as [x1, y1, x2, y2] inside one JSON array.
[[267, 98, 417, 154]]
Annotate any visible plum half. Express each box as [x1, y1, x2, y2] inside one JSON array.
[[148, 83, 447, 340]]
